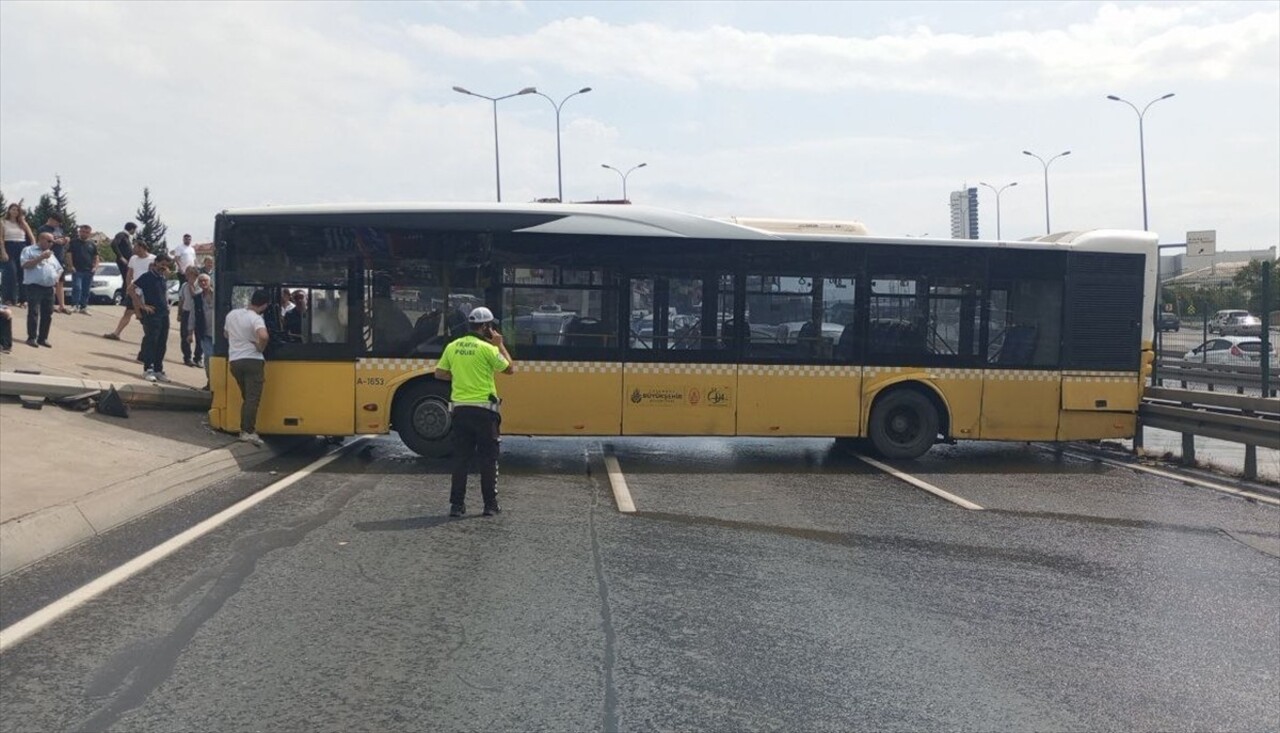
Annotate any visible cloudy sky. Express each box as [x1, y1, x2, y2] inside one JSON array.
[[1, 1, 1277, 250]]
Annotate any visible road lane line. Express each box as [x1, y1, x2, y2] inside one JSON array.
[[603, 454, 637, 513], [0, 437, 368, 654], [1059, 449, 1280, 507], [855, 453, 985, 511]]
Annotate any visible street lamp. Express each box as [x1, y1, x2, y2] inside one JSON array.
[[1022, 149, 1070, 234], [1106, 93, 1176, 230], [601, 163, 647, 201], [452, 85, 537, 202], [533, 87, 592, 202], [978, 181, 1017, 240]]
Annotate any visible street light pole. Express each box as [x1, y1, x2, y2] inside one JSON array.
[[978, 181, 1017, 240], [601, 163, 647, 201], [1022, 149, 1071, 234], [534, 88, 592, 202], [1106, 93, 1176, 230], [452, 85, 537, 202]]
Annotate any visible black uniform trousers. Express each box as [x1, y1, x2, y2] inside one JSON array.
[[449, 406, 501, 508]]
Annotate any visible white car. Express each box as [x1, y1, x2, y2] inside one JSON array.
[[62, 263, 126, 304], [1182, 336, 1274, 365]]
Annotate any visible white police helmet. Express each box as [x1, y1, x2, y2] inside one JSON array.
[[468, 306, 496, 324]]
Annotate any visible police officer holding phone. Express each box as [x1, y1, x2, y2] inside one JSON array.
[[434, 306, 515, 517]]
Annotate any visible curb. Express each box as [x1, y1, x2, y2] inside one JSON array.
[[0, 371, 211, 411], [0, 436, 310, 577]]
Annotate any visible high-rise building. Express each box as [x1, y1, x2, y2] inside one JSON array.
[[950, 187, 979, 239]]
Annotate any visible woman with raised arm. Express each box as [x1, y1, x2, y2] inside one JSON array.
[[2, 201, 36, 306]]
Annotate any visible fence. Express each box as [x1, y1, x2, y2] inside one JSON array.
[[1140, 385, 1279, 479], [1153, 359, 1278, 397]]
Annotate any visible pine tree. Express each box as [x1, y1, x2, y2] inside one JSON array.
[[135, 187, 168, 254], [0, 190, 7, 214], [29, 194, 57, 231], [49, 175, 77, 231]]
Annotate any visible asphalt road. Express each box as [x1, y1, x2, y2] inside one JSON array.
[[1, 437, 1277, 732]]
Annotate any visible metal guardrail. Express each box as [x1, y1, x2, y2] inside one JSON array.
[[1140, 386, 1280, 479], [1154, 359, 1277, 397]]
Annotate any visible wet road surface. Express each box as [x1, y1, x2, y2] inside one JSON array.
[[1, 437, 1277, 732]]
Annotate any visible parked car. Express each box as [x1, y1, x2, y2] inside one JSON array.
[[1158, 312, 1181, 332], [1208, 309, 1249, 334], [1182, 336, 1275, 365], [61, 263, 126, 305], [167, 279, 182, 307], [1219, 313, 1262, 337]]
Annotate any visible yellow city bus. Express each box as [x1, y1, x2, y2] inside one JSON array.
[[207, 203, 1157, 459]]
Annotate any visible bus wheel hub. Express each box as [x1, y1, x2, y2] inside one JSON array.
[[414, 399, 451, 440]]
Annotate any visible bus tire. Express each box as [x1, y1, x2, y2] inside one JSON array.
[[393, 381, 453, 459], [868, 388, 939, 459]]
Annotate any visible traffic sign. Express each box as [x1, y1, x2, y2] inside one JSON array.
[[1187, 230, 1216, 256]]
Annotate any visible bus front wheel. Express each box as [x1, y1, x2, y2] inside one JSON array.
[[868, 388, 939, 459], [393, 382, 453, 459]]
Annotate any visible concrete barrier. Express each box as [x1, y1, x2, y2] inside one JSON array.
[[0, 372, 211, 411]]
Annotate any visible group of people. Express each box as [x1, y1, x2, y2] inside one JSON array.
[[100, 226, 216, 387], [1, 202, 107, 352]]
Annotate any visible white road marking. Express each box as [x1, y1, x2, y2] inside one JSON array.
[[855, 453, 985, 511], [1059, 449, 1280, 507], [603, 454, 637, 513], [0, 437, 368, 654]]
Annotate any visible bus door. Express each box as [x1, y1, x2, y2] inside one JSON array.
[[736, 275, 862, 437], [622, 274, 736, 435], [979, 253, 1065, 441]]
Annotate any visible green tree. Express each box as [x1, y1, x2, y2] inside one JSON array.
[[49, 175, 77, 231], [1233, 259, 1279, 316], [0, 190, 7, 214], [134, 187, 168, 254], [28, 194, 57, 231]]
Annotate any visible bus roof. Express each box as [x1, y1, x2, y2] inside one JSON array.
[[219, 202, 1156, 255]]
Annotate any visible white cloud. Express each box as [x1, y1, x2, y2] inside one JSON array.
[[406, 4, 1279, 98]]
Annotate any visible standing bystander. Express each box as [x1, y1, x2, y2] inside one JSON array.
[[199, 256, 215, 276], [36, 215, 71, 314], [190, 272, 215, 389], [3, 202, 35, 306], [130, 254, 174, 382], [67, 224, 99, 313], [225, 289, 271, 446], [20, 232, 63, 347], [0, 303, 13, 353], [177, 265, 203, 366], [170, 233, 197, 274]]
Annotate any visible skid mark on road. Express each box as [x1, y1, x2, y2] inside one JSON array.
[[630, 511, 1109, 579], [71, 479, 371, 733], [587, 456, 622, 733]]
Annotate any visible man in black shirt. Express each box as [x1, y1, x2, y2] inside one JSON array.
[[67, 225, 99, 313], [111, 222, 137, 272], [130, 254, 174, 382]]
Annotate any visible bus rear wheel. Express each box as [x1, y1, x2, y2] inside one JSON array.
[[393, 382, 453, 459], [868, 388, 939, 459]]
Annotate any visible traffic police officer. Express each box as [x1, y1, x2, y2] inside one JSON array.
[[434, 306, 515, 517]]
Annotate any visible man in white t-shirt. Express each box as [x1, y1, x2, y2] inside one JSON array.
[[170, 233, 197, 273], [225, 288, 271, 446], [104, 239, 156, 341]]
